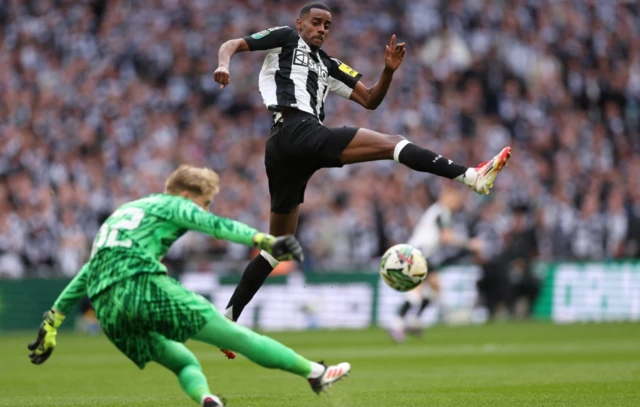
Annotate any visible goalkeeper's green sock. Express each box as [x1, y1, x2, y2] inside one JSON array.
[[155, 340, 211, 403], [193, 310, 320, 378]]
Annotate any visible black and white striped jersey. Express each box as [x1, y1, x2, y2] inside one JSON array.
[[243, 26, 363, 123]]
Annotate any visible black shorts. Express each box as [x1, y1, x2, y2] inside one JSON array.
[[265, 110, 359, 214]]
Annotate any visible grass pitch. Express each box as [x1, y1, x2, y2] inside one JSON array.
[[2, 322, 639, 406]]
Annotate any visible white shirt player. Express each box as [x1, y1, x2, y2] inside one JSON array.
[[407, 202, 453, 260]]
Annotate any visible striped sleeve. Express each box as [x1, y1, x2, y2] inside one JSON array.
[[327, 57, 363, 99], [243, 26, 293, 51]]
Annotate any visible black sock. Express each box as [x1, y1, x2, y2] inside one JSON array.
[[417, 298, 431, 316], [398, 300, 412, 318], [225, 255, 273, 321], [398, 143, 467, 179]]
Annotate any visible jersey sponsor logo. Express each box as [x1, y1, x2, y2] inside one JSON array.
[[250, 26, 287, 39], [293, 49, 328, 81], [338, 62, 359, 77]]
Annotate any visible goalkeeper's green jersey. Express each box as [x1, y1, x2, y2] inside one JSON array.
[[53, 194, 259, 314]]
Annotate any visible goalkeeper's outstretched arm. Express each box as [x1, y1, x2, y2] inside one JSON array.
[[169, 200, 303, 262], [169, 200, 260, 246], [52, 263, 90, 315]]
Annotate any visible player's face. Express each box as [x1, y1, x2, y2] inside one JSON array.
[[297, 8, 331, 51], [185, 191, 214, 211], [444, 189, 463, 211]]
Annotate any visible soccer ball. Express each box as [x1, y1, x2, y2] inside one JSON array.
[[379, 244, 428, 292]]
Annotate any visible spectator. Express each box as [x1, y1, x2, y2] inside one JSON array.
[[0, 0, 639, 277]]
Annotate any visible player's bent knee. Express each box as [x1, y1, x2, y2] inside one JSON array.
[[392, 136, 411, 162], [382, 134, 406, 146], [184, 357, 202, 370]]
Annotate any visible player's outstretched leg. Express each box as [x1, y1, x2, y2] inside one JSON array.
[[339, 129, 512, 195], [405, 296, 430, 337], [192, 310, 350, 395], [407, 272, 440, 337], [153, 338, 225, 406], [389, 299, 411, 343], [224, 208, 299, 323], [390, 285, 424, 343]]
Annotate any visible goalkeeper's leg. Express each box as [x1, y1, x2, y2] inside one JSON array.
[[192, 310, 350, 393], [153, 338, 222, 406]]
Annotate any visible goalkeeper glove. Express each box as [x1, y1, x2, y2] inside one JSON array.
[[253, 233, 304, 262], [28, 309, 65, 365]]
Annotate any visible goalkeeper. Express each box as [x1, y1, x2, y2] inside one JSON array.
[[27, 165, 350, 407]]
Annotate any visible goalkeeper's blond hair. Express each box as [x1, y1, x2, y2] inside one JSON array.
[[165, 165, 220, 197]]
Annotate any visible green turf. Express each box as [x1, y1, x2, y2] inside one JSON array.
[[3, 322, 640, 406]]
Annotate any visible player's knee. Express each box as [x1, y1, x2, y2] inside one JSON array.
[[389, 135, 410, 162], [185, 357, 202, 371], [189, 349, 202, 366], [388, 134, 406, 146]]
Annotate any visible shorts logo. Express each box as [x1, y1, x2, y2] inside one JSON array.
[[338, 62, 358, 77]]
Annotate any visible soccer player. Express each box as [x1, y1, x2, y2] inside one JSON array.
[[389, 184, 483, 343], [214, 2, 511, 323], [27, 166, 350, 407]]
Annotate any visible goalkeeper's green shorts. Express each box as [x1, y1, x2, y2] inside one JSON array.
[[91, 273, 216, 369]]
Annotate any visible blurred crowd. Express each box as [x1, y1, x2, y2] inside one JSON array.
[[1, 0, 640, 279]]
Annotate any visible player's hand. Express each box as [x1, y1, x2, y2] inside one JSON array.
[[214, 66, 231, 89], [254, 233, 305, 263], [384, 34, 406, 72], [271, 235, 305, 262], [28, 309, 65, 365]]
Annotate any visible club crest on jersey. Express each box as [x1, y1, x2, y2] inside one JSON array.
[[293, 49, 328, 81]]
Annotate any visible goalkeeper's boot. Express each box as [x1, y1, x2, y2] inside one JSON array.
[[469, 146, 512, 195], [202, 395, 225, 407], [308, 361, 351, 394]]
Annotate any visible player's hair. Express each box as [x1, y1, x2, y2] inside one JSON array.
[[299, 2, 331, 17], [165, 165, 220, 197]]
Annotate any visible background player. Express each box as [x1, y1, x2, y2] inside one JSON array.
[[389, 184, 484, 343], [27, 165, 350, 407], [214, 1, 512, 323]]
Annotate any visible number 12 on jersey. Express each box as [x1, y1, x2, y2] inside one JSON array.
[[90, 207, 145, 258]]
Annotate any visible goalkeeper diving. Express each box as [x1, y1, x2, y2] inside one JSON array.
[[27, 165, 350, 407]]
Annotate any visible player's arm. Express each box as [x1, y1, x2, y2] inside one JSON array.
[[441, 228, 483, 253], [215, 26, 293, 89], [349, 34, 405, 110], [28, 263, 89, 365], [52, 263, 90, 315], [170, 201, 303, 262], [437, 212, 483, 253]]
